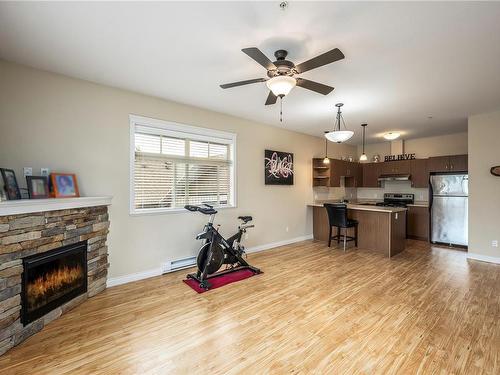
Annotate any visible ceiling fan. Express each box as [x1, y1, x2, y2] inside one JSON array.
[[220, 47, 345, 105]]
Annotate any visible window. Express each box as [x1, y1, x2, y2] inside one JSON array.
[[130, 115, 236, 214]]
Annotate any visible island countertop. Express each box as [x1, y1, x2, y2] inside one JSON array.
[[307, 202, 407, 213], [310, 202, 407, 257]]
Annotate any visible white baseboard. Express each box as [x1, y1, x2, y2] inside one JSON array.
[[467, 252, 500, 265], [106, 234, 313, 288], [107, 268, 162, 288], [245, 234, 313, 254]]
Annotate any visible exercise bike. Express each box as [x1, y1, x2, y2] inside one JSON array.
[[184, 203, 261, 290]]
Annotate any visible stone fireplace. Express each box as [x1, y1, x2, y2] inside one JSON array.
[[0, 197, 111, 355]]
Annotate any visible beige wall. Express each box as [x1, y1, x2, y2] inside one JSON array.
[[357, 132, 468, 161], [0, 60, 356, 278], [468, 110, 500, 260]]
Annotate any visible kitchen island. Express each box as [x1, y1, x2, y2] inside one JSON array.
[[308, 202, 407, 257]]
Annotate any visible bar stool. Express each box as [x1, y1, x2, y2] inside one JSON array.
[[324, 203, 358, 251]]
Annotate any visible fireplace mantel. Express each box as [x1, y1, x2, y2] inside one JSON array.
[[0, 196, 112, 216]]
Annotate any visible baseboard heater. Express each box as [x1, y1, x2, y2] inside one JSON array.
[[162, 256, 197, 273]]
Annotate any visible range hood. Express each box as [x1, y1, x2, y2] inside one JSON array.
[[378, 174, 411, 182]]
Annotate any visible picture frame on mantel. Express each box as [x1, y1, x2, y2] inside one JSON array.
[[0, 168, 22, 200], [26, 176, 50, 199], [51, 173, 80, 198]]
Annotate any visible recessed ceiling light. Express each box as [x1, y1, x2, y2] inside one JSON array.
[[383, 132, 401, 140]]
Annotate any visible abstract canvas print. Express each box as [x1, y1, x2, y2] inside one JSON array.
[[264, 150, 294, 185]]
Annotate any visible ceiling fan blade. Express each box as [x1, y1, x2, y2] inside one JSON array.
[[220, 78, 266, 89], [296, 78, 334, 95], [295, 48, 345, 74], [242, 47, 276, 70], [265, 91, 278, 105]]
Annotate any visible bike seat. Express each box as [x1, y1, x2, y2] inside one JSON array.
[[238, 216, 252, 223]]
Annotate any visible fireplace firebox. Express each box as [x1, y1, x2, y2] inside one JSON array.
[[21, 241, 88, 325]]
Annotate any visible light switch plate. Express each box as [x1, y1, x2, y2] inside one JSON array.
[[41, 168, 50, 177], [23, 167, 32, 177], [492, 240, 498, 248]]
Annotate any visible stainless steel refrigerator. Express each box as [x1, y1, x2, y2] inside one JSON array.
[[430, 174, 468, 247]]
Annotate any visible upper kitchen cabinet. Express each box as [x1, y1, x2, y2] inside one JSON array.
[[344, 161, 363, 188], [428, 154, 468, 173], [410, 159, 429, 188], [362, 163, 381, 187], [449, 154, 468, 172], [380, 160, 411, 175], [312, 158, 331, 187], [312, 159, 363, 188]]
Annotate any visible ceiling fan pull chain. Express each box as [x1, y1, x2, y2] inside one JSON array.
[[280, 97, 283, 123]]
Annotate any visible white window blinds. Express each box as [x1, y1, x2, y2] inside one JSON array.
[[131, 119, 235, 213]]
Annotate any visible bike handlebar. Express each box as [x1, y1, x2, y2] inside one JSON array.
[[184, 204, 218, 215]]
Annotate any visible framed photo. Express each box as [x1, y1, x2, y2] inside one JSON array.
[[264, 150, 294, 185], [26, 176, 49, 199], [50, 173, 80, 198], [0, 168, 22, 200]]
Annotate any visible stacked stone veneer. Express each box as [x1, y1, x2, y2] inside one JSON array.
[[0, 205, 110, 355]]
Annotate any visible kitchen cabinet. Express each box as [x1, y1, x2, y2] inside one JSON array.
[[312, 158, 331, 187], [344, 161, 363, 187], [312, 158, 363, 187], [428, 154, 468, 173], [410, 159, 429, 188], [362, 163, 381, 187], [407, 205, 429, 241], [380, 160, 410, 175], [449, 155, 468, 171]]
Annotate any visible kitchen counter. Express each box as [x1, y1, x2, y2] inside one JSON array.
[[307, 202, 407, 213], [309, 202, 407, 257]]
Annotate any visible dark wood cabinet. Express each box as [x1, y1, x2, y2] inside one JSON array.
[[344, 161, 363, 187], [428, 155, 468, 173], [407, 206, 429, 241], [449, 154, 468, 172], [329, 159, 345, 187], [312, 158, 331, 187], [410, 159, 429, 188], [380, 160, 410, 175], [362, 163, 380, 187]]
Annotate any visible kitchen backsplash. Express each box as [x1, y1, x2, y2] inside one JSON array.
[[356, 181, 429, 201]]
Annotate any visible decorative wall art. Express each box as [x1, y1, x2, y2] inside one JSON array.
[[264, 150, 294, 185]]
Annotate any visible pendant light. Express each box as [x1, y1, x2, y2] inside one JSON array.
[[323, 131, 330, 164], [359, 123, 368, 161], [325, 103, 354, 143]]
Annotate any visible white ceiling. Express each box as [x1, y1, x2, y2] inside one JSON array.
[[1, 1, 500, 144]]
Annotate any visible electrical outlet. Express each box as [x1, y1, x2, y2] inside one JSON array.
[[492, 240, 498, 248], [286, 226, 289, 232], [41, 168, 50, 177], [23, 167, 32, 177]]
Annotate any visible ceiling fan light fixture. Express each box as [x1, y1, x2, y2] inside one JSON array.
[[266, 75, 296, 97], [383, 132, 401, 140]]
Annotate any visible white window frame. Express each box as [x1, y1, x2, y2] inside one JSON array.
[[129, 114, 237, 215]]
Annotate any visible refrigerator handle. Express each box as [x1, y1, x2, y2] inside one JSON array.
[[429, 176, 433, 211]]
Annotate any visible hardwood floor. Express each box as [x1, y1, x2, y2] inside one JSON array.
[[1, 240, 499, 374]]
